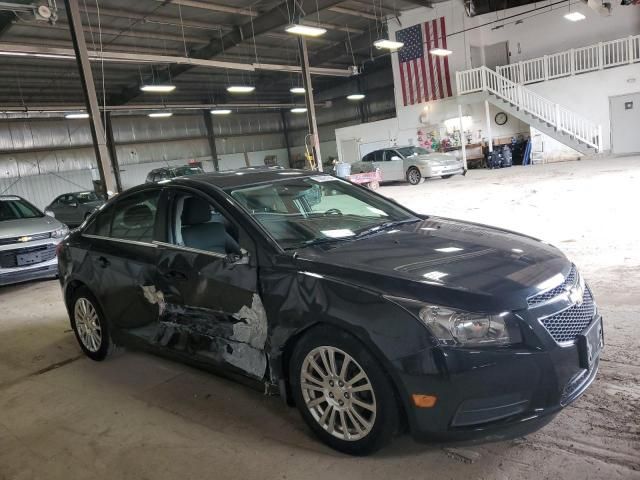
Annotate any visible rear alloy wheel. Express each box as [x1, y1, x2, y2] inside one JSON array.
[[406, 167, 421, 185], [70, 288, 114, 361], [291, 328, 399, 455]]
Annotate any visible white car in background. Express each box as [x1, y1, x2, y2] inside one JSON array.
[[351, 146, 465, 185]]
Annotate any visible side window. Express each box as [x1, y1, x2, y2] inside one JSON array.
[[362, 153, 372, 162], [110, 190, 161, 242], [170, 192, 243, 256], [84, 207, 113, 237], [373, 150, 383, 162]]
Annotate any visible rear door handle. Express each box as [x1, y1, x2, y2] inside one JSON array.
[[97, 256, 110, 268], [164, 270, 187, 281]]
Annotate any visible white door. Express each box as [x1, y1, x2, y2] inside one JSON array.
[[610, 93, 640, 155]]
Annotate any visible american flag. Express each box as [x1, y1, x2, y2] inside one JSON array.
[[396, 17, 452, 106]]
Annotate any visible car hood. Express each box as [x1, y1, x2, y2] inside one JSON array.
[[294, 217, 571, 312], [0, 215, 64, 239]]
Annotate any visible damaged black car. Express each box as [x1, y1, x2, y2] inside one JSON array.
[[57, 168, 603, 455]]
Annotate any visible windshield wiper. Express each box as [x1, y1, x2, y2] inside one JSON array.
[[354, 218, 420, 239]]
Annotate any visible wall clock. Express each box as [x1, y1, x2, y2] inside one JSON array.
[[495, 112, 508, 125]]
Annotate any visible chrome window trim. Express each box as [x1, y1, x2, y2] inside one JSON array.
[[82, 234, 157, 248], [152, 240, 227, 259]]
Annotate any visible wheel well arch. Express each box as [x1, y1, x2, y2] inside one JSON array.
[[277, 321, 409, 431]]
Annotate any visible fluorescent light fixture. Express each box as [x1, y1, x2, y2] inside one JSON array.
[[291, 107, 307, 113], [227, 85, 255, 93], [290, 87, 306, 94], [373, 39, 404, 50], [347, 93, 366, 101], [210, 109, 232, 115], [285, 24, 327, 37], [429, 48, 453, 56], [564, 11, 585, 21], [140, 84, 176, 93], [65, 113, 89, 119], [148, 112, 173, 118]]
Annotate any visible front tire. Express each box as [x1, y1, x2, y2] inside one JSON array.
[[70, 287, 114, 361], [406, 167, 421, 185], [290, 327, 399, 455]]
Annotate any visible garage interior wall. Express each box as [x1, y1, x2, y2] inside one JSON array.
[[0, 65, 396, 207]]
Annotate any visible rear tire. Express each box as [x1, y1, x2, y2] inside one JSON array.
[[290, 326, 399, 455], [70, 287, 114, 361], [406, 167, 421, 185]]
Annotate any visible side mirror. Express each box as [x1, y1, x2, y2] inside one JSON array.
[[225, 249, 250, 266], [70, 202, 78, 208], [44, 209, 55, 217], [391, 156, 401, 161]]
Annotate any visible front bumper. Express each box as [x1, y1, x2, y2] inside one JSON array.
[[0, 240, 60, 286], [391, 315, 601, 443], [419, 164, 464, 178]]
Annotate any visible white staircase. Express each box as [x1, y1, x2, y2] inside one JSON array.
[[456, 66, 602, 155]]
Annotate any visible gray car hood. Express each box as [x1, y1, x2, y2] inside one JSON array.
[[0, 216, 64, 239]]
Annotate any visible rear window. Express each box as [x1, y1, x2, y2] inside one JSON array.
[[76, 192, 100, 204], [0, 198, 43, 221], [173, 166, 204, 177]]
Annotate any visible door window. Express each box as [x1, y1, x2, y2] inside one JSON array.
[[169, 192, 242, 256], [109, 190, 160, 242], [373, 150, 384, 162]]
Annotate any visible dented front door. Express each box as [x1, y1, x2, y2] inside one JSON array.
[[152, 245, 268, 380]]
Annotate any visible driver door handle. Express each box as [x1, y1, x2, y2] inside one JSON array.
[[164, 270, 188, 281]]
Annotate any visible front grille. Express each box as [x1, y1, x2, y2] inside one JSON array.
[[0, 232, 51, 246], [527, 265, 577, 307], [540, 287, 596, 344], [0, 244, 56, 268]]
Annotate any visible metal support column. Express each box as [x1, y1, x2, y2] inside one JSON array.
[[280, 109, 292, 168], [458, 104, 467, 170], [104, 112, 123, 193], [64, 0, 117, 195], [298, 36, 322, 172], [202, 110, 220, 171], [484, 99, 493, 153]]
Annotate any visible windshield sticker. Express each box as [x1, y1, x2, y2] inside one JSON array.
[[309, 175, 338, 182], [321, 229, 355, 238]]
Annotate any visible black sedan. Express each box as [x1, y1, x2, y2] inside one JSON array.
[[57, 168, 603, 455]]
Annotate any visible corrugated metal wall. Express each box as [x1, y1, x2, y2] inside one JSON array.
[[0, 68, 395, 208]]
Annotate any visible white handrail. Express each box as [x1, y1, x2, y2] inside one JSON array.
[[496, 34, 640, 85], [456, 66, 602, 151]]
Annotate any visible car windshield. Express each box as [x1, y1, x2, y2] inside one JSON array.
[[0, 197, 43, 221], [173, 166, 204, 177], [228, 176, 418, 250], [76, 191, 100, 204], [396, 146, 429, 157]]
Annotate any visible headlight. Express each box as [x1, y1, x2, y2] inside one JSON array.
[[386, 297, 522, 347], [418, 305, 521, 346], [51, 225, 69, 238]]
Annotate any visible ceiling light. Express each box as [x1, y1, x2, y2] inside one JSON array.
[[429, 48, 453, 56], [148, 112, 173, 118], [65, 113, 89, 119], [285, 24, 327, 37], [564, 11, 586, 21], [227, 85, 255, 93], [374, 39, 404, 50], [291, 107, 307, 113], [211, 109, 231, 115], [347, 93, 365, 101], [290, 87, 306, 94], [140, 84, 176, 93]]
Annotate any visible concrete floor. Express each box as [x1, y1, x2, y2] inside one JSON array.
[[1, 156, 639, 480]]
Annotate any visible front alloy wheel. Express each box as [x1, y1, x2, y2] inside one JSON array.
[[291, 327, 399, 455], [70, 287, 114, 361], [407, 167, 421, 185], [301, 346, 376, 442]]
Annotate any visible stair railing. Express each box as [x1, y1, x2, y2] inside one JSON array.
[[456, 66, 602, 151]]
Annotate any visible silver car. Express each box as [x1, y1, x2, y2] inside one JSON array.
[[352, 146, 465, 185], [44, 191, 105, 227], [0, 195, 68, 286]]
